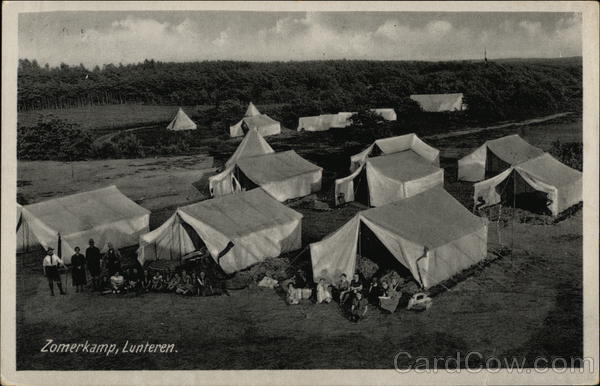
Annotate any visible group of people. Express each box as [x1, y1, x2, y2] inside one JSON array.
[[42, 239, 223, 297], [285, 270, 404, 322], [147, 269, 222, 296]]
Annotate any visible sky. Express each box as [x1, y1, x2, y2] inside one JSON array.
[[18, 11, 582, 67]]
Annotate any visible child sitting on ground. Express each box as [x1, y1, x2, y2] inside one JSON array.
[[151, 271, 164, 292], [176, 270, 193, 295], [316, 278, 332, 304], [286, 282, 301, 305], [167, 272, 181, 292]]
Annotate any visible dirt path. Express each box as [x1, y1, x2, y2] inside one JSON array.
[[93, 124, 160, 145], [424, 112, 572, 140]]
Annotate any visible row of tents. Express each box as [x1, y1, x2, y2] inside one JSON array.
[[17, 130, 581, 291], [166, 94, 464, 136]]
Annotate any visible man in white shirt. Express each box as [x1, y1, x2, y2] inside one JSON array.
[[42, 247, 66, 296]]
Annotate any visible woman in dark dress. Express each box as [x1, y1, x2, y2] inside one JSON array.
[[71, 246, 87, 293]]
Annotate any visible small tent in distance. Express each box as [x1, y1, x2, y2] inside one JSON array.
[[297, 112, 355, 132], [410, 93, 466, 112], [458, 134, 545, 182], [370, 108, 397, 121], [311, 187, 488, 289], [474, 153, 582, 216], [230, 102, 281, 137], [335, 133, 443, 207], [17, 186, 150, 263], [166, 108, 197, 131], [209, 129, 322, 202], [138, 188, 303, 274]]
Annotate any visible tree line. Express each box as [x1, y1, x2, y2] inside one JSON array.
[[18, 58, 581, 121]]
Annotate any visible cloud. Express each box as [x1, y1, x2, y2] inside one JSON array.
[[19, 12, 583, 66]]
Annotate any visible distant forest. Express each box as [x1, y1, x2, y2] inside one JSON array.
[[18, 58, 582, 121]]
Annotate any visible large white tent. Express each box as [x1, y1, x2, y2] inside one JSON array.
[[166, 108, 197, 131], [410, 93, 466, 112], [17, 186, 150, 263], [230, 102, 281, 137], [311, 187, 488, 289], [335, 133, 443, 207], [297, 112, 355, 132], [137, 188, 303, 274], [458, 135, 545, 182], [473, 153, 582, 216], [209, 129, 322, 201]]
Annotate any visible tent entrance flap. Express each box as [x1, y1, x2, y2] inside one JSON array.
[[358, 222, 413, 280], [485, 148, 511, 179], [497, 171, 552, 215], [180, 221, 206, 252]]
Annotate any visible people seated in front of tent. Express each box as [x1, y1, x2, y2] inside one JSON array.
[[104, 242, 122, 276], [341, 272, 362, 305], [196, 271, 214, 296], [379, 280, 401, 314], [350, 291, 368, 322], [151, 271, 164, 292], [71, 246, 87, 293], [335, 273, 350, 303], [286, 282, 301, 305], [316, 278, 333, 304], [367, 276, 383, 304], [141, 269, 152, 292], [126, 268, 142, 294], [167, 272, 181, 292], [110, 271, 125, 294], [176, 269, 193, 295]]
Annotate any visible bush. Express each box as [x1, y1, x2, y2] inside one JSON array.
[[550, 139, 582, 171], [114, 134, 145, 158], [17, 115, 93, 160]]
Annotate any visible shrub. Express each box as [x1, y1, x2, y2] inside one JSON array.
[[17, 115, 93, 160], [550, 139, 583, 171], [114, 133, 145, 158]]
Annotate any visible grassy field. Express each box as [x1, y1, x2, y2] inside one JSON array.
[[16, 114, 583, 370], [18, 104, 205, 132]]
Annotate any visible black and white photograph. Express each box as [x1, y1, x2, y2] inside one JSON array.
[[1, 1, 598, 385]]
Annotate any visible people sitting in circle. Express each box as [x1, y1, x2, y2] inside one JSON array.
[[341, 272, 362, 306], [316, 278, 332, 304], [110, 271, 125, 294], [141, 269, 152, 292]]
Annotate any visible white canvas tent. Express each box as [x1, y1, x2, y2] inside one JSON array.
[[230, 114, 281, 137], [370, 108, 397, 121], [137, 188, 302, 274], [230, 102, 280, 137], [311, 187, 488, 289], [244, 102, 261, 117], [209, 129, 322, 201], [458, 134, 545, 182], [16, 186, 150, 263], [410, 93, 466, 112], [297, 112, 355, 132], [166, 108, 197, 131], [335, 134, 443, 207], [473, 153, 582, 216]]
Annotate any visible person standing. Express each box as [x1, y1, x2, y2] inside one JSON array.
[[71, 246, 87, 293], [86, 239, 102, 291], [104, 243, 122, 276], [42, 247, 66, 296]]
